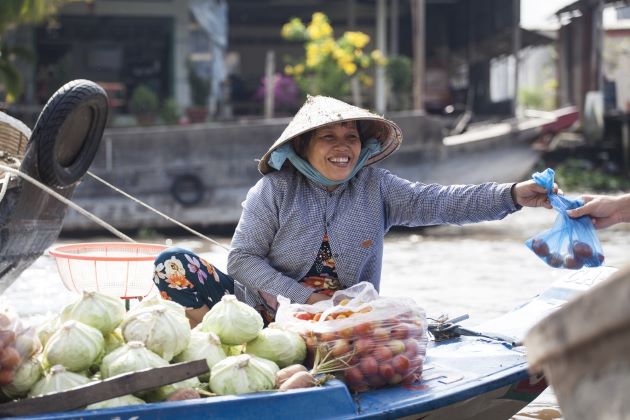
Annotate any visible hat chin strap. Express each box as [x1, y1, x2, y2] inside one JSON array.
[[268, 138, 382, 187]]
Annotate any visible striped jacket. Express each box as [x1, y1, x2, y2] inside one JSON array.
[[228, 166, 519, 309]]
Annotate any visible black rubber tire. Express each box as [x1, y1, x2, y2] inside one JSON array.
[[34, 79, 108, 187], [171, 174, 205, 206]]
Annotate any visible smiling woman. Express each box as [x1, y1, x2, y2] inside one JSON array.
[[153, 94, 557, 329]]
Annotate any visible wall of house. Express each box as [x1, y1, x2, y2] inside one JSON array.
[[57, 0, 191, 107]]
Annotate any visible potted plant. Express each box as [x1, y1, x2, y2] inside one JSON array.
[[129, 84, 159, 125], [186, 64, 211, 123]]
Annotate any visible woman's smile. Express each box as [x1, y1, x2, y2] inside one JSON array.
[[305, 122, 361, 182]]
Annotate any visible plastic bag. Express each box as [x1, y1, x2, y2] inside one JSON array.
[[0, 299, 42, 387], [525, 168, 605, 269], [275, 282, 428, 392]]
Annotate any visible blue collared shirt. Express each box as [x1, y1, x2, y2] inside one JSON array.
[[228, 166, 519, 309]]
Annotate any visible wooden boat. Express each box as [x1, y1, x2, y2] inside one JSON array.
[[3, 266, 616, 419], [525, 264, 630, 420], [0, 80, 107, 294]]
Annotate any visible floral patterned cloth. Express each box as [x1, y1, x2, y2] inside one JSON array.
[[299, 233, 341, 296], [153, 247, 233, 310], [154, 234, 340, 312]]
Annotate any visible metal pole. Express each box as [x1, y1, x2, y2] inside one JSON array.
[[411, 0, 425, 111], [390, 0, 399, 57], [512, 0, 521, 117], [264, 50, 275, 119], [375, 0, 387, 114], [347, 0, 356, 30]]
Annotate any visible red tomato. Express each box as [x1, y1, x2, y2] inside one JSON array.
[[391, 354, 411, 374], [294, 311, 313, 320], [378, 363, 396, 381], [391, 323, 410, 340], [353, 322, 375, 337], [344, 366, 364, 384], [359, 356, 379, 377], [373, 345, 394, 362], [354, 337, 374, 355], [403, 339, 419, 357]]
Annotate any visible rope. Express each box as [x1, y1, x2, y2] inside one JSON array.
[[0, 164, 135, 243], [0, 171, 11, 203], [0, 164, 232, 252], [86, 171, 232, 252]]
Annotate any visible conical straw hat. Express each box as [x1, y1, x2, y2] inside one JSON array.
[[258, 95, 402, 174]]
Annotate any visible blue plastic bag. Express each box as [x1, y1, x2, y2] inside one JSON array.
[[525, 168, 605, 269]]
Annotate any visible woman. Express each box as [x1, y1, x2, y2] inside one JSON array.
[[154, 95, 554, 327]]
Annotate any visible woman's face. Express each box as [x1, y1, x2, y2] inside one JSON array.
[[305, 122, 361, 182]]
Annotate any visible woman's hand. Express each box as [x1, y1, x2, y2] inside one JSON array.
[[306, 292, 331, 305], [512, 180, 559, 209]]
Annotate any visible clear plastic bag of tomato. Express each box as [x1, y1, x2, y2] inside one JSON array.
[[275, 282, 428, 392], [525, 168, 605, 269], [0, 298, 40, 387]]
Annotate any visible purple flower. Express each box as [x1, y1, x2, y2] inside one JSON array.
[[255, 73, 300, 108], [185, 254, 207, 285]]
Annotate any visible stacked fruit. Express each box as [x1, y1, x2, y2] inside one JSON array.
[[0, 309, 39, 387], [530, 238, 604, 269], [294, 302, 427, 392]]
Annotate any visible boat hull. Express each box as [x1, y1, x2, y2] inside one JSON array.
[[525, 264, 630, 420], [13, 266, 615, 420]]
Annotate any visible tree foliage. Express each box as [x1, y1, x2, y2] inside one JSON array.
[[281, 12, 386, 99], [0, 0, 70, 102]]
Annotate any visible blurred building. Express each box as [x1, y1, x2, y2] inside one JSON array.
[[14, 0, 554, 124]]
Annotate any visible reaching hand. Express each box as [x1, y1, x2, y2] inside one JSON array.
[[567, 194, 630, 229], [512, 180, 560, 209]]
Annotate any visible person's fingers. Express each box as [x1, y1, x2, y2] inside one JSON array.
[[534, 184, 548, 194], [557, 188, 564, 196], [581, 194, 595, 204], [568, 205, 586, 218]]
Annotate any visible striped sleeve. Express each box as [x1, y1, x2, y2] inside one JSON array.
[[227, 176, 314, 305]]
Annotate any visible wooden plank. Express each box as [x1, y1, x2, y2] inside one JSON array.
[[0, 359, 209, 417]]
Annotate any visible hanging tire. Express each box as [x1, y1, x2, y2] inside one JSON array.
[[34, 79, 108, 188], [171, 174, 204, 206]]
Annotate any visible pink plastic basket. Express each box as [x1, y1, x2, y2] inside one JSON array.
[[49, 242, 168, 299]]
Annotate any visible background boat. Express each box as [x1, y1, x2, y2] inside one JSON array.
[[60, 106, 579, 232]]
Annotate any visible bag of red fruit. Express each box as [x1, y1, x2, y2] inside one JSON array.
[[525, 168, 605, 270], [0, 299, 40, 387], [275, 282, 428, 392]]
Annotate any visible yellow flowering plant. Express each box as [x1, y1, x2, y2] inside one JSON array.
[[281, 12, 385, 98]]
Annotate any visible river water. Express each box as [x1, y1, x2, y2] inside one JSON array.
[[4, 198, 630, 419]]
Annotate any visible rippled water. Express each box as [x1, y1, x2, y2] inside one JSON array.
[[4, 199, 630, 419]]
